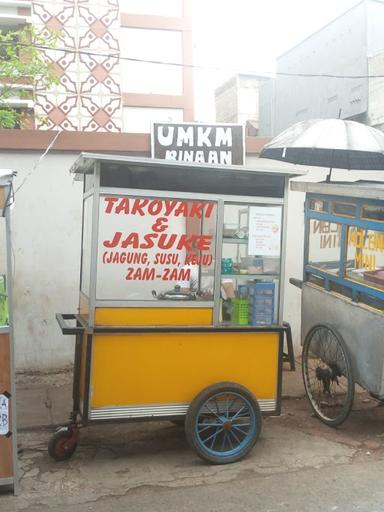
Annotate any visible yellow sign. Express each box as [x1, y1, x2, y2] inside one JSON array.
[[348, 228, 384, 270]]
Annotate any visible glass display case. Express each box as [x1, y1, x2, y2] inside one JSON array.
[[220, 203, 282, 325], [75, 156, 290, 329], [81, 193, 284, 325], [304, 193, 384, 309]]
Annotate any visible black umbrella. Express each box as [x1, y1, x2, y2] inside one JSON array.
[[260, 119, 384, 176]]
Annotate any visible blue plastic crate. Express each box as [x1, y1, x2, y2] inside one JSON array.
[[249, 282, 275, 326]]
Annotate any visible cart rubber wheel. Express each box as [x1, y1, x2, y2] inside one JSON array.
[[302, 324, 354, 427], [48, 427, 79, 462], [185, 382, 262, 464]]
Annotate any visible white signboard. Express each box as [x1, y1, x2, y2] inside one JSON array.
[[96, 195, 217, 301], [0, 394, 9, 435], [151, 122, 245, 165], [248, 206, 282, 256]]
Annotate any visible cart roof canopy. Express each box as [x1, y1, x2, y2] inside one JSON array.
[[71, 153, 304, 198], [291, 180, 384, 200]]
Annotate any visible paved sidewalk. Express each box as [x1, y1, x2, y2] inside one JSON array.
[[16, 363, 305, 431], [16, 371, 73, 431], [8, 363, 384, 512]]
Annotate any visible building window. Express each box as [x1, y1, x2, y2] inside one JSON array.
[[0, 26, 20, 61]]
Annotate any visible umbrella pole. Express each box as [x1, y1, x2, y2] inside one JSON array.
[[326, 145, 336, 182]]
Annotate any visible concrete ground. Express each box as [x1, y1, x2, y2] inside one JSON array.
[[2, 366, 384, 511]]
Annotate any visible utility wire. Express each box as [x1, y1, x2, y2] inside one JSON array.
[[2, 40, 384, 79], [13, 129, 62, 196], [1, 179, 14, 217]]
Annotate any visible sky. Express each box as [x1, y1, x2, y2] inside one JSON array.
[[191, 0, 361, 120]]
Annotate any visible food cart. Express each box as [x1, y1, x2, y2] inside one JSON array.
[[50, 154, 300, 464], [0, 171, 18, 494], [291, 180, 384, 427]]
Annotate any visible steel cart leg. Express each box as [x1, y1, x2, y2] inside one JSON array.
[[48, 314, 85, 462], [282, 322, 295, 371]]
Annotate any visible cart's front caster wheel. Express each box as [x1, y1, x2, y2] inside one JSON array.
[[185, 382, 262, 465], [48, 427, 80, 462], [302, 323, 354, 427]]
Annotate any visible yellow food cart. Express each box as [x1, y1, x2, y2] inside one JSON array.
[[49, 154, 300, 464]]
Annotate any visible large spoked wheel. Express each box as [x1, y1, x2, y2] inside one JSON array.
[[302, 324, 354, 427], [185, 382, 262, 464]]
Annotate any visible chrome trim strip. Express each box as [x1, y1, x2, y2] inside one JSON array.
[[98, 187, 285, 205], [89, 162, 100, 328], [94, 300, 215, 309], [89, 399, 276, 420], [90, 403, 189, 420], [71, 153, 304, 177], [213, 199, 224, 326], [0, 477, 15, 486], [279, 176, 289, 324], [258, 399, 277, 412]]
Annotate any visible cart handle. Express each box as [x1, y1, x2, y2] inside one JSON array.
[[289, 278, 303, 289], [56, 313, 86, 335]]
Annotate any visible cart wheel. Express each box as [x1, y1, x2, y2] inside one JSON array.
[[302, 324, 354, 427], [185, 382, 262, 464], [48, 427, 79, 462]]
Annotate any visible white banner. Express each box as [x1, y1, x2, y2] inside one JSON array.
[[248, 206, 282, 257], [96, 195, 217, 301]]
